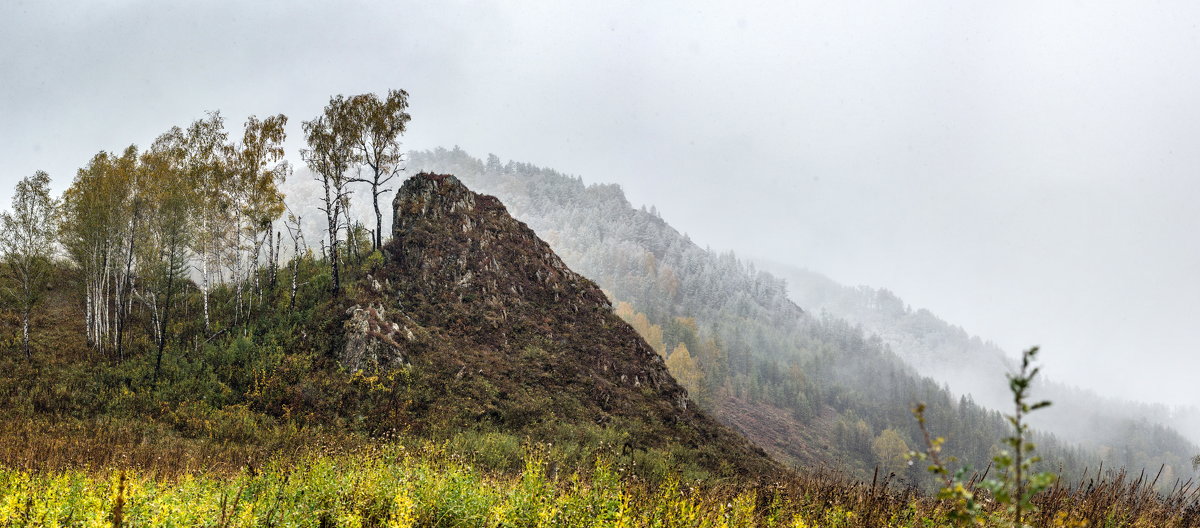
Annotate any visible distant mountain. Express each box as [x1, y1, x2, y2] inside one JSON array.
[[759, 261, 1200, 467], [755, 262, 1013, 400]]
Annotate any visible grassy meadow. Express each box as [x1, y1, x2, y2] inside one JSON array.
[[3, 434, 1200, 527]]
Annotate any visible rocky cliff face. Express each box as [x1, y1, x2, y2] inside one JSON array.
[[343, 173, 779, 478]]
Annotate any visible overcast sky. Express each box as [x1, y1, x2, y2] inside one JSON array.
[[3, 1, 1199, 407]]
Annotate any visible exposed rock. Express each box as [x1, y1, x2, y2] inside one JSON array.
[[340, 172, 780, 479], [341, 303, 416, 373]]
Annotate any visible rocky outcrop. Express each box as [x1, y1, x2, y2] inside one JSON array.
[[340, 172, 780, 479], [341, 303, 416, 373], [390, 174, 612, 320], [385, 173, 682, 395]]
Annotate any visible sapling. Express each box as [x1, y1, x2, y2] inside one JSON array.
[[981, 346, 1056, 527], [910, 346, 1056, 527]]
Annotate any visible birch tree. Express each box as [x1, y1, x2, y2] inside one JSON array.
[[140, 130, 196, 377], [302, 96, 357, 296], [183, 112, 230, 332], [347, 90, 410, 250], [111, 145, 142, 360], [226, 114, 289, 321], [61, 155, 114, 352], [283, 208, 306, 311], [0, 171, 58, 359], [61, 149, 137, 355]]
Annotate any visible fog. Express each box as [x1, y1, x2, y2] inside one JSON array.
[[3, 1, 1199, 408]]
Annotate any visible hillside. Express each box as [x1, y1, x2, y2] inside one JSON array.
[[361, 172, 780, 477], [759, 260, 1200, 470], [0, 170, 777, 483], [406, 147, 1198, 486]]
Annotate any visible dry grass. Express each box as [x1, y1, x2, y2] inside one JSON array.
[[3, 417, 1200, 526], [0, 417, 370, 479]]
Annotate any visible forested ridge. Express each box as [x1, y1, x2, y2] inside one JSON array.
[[407, 147, 1199, 488], [763, 262, 1200, 469]]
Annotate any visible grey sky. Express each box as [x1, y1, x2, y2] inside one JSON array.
[[3, 1, 1199, 406]]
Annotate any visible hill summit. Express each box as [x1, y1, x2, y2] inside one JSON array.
[[341, 173, 778, 478]]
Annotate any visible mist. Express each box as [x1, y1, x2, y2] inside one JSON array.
[[3, 0, 1200, 413]]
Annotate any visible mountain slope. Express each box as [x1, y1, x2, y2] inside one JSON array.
[[0, 170, 781, 483], [355, 172, 781, 479], [760, 260, 1200, 474], [406, 147, 1196, 486]]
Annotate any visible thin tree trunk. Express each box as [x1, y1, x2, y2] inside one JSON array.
[[250, 228, 267, 320], [115, 214, 137, 361], [373, 183, 383, 251], [289, 230, 299, 311], [21, 309, 30, 359], [324, 179, 341, 295], [349, 220, 361, 263], [100, 249, 112, 354], [202, 249, 211, 332], [155, 258, 177, 381], [85, 277, 95, 347], [270, 230, 281, 292], [200, 214, 211, 333]]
